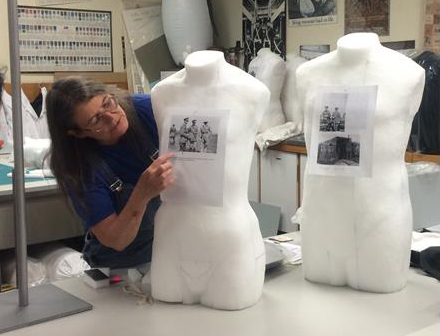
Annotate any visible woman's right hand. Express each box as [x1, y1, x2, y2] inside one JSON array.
[[139, 152, 175, 200]]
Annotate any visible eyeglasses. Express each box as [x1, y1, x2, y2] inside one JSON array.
[[85, 94, 119, 133]]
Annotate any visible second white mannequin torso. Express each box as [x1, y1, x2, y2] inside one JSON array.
[[296, 33, 425, 293]]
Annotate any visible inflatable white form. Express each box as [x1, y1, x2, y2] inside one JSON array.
[[248, 48, 287, 132], [162, 0, 213, 66], [151, 50, 270, 309], [297, 33, 425, 292]]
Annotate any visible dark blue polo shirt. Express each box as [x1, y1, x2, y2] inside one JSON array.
[[69, 94, 158, 229]]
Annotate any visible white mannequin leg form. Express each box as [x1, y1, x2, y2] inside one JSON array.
[[296, 33, 425, 293], [151, 51, 270, 309]]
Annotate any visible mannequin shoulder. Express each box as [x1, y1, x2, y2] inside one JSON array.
[[151, 69, 186, 96], [232, 69, 270, 99], [380, 47, 425, 78], [296, 52, 335, 81]]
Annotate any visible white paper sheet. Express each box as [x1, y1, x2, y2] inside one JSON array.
[[160, 109, 230, 206], [122, 6, 162, 51], [308, 85, 377, 177]]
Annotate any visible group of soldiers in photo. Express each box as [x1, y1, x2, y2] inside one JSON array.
[[319, 105, 346, 132], [169, 117, 212, 153]]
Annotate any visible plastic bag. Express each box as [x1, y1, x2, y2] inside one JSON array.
[[31, 243, 90, 282], [2, 255, 46, 287], [409, 51, 440, 154]]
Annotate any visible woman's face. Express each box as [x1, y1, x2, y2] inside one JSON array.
[[70, 94, 129, 145]]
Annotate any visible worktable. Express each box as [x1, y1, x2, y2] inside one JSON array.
[[3, 234, 439, 336], [0, 154, 83, 250]]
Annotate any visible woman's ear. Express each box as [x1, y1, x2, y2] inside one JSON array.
[[67, 129, 87, 138]]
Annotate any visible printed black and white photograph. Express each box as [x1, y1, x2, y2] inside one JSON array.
[[299, 44, 330, 60], [242, 0, 286, 71], [288, 0, 337, 27], [318, 92, 348, 132], [160, 109, 230, 207], [168, 116, 219, 154], [317, 134, 360, 166], [308, 85, 377, 177], [319, 105, 346, 132]]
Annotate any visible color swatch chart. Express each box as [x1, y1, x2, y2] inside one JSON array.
[[18, 6, 112, 72]]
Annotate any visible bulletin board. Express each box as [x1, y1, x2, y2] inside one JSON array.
[[17, 5, 113, 72]]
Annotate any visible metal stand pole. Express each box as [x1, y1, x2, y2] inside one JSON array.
[[7, 0, 28, 308], [0, 1, 92, 333]]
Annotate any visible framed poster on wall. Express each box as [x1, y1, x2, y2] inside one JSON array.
[[424, 0, 440, 53], [344, 0, 390, 36], [18, 6, 113, 72], [242, 0, 286, 71], [288, 0, 337, 27]]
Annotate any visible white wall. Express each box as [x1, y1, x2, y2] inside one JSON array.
[[1, 0, 426, 83], [0, 0, 125, 83], [211, 0, 425, 53]]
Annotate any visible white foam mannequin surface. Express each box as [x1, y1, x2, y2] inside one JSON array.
[[281, 53, 307, 129], [151, 50, 270, 310], [296, 33, 425, 293], [248, 48, 286, 132]]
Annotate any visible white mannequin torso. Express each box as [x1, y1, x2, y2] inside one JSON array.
[[151, 50, 270, 309], [248, 48, 286, 132], [296, 33, 425, 292]]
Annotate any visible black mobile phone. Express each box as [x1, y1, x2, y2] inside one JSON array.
[[84, 269, 109, 281]]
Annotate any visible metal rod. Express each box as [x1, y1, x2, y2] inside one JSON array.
[[7, 0, 29, 307]]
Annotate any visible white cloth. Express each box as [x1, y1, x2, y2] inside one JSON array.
[[2, 89, 40, 139], [255, 121, 302, 152], [1, 87, 49, 141], [411, 231, 440, 252], [0, 103, 13, 153]]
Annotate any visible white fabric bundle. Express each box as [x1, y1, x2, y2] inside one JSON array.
[[255, 121, 302, 152]]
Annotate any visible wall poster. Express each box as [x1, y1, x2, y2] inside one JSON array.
[[242, 0, 286, 71], [300, 44, 330, 60], [344, 0, 390, 36], [18, 6, 112, 72], [288, 0, 337, 27], [424, 0, 440, 53]]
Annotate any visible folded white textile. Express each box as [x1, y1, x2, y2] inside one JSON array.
[[255, 121, 302, 152]]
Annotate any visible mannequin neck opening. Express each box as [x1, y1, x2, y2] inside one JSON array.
[[336, 33, 380, 65], [184, 51, 226, 85]]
